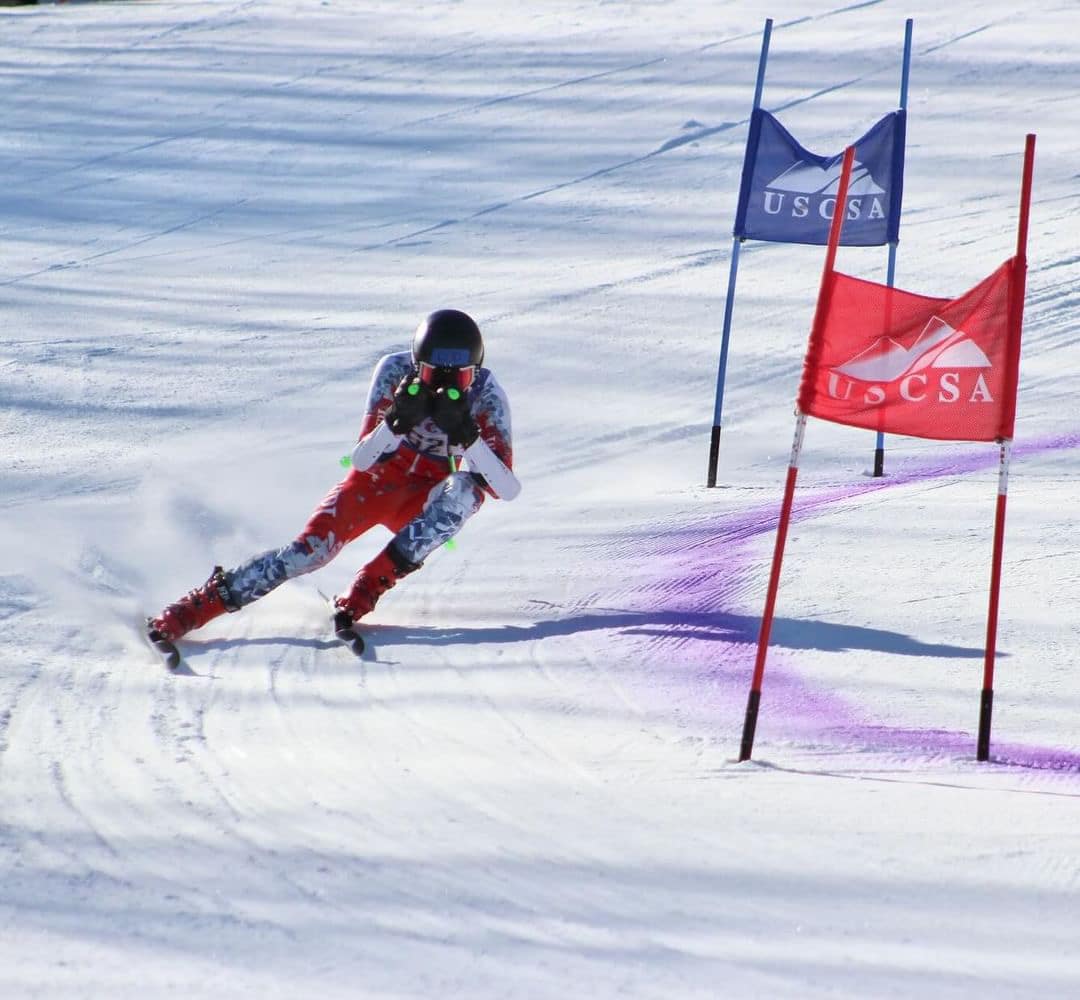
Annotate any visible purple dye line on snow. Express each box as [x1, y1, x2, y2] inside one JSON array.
[[630, 432, 1080, 771]]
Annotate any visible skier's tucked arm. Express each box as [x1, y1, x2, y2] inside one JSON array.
[[350, 354, 426, 472], [430, 374, 520, 501], [464, 433, 520, 501], [351, 420, 401, 471]]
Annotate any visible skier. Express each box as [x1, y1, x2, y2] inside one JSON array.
[[146, 309, 520, 657]]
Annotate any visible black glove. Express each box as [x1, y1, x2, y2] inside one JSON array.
[[430, 386, 479, 447], [384, 376, 430, 435]]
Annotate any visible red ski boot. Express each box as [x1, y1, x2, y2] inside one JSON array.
[[333, 544, 420, 627], [148, 566, 236, 642]]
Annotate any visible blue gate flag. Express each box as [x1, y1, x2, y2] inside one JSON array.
[[733, 108, 906, 247]]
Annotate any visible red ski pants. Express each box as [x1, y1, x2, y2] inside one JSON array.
[[300, 448, 452, 552]]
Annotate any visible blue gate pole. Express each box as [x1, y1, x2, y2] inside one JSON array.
[[707, 18, 772, 488], [874, 17, 913, 478]]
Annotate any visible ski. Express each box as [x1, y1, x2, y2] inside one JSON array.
[[144, 619, 182, 671], [334, 621, 366, 658], [321, 591, 370, 660]]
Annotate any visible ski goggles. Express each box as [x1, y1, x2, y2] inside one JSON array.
[[418, 361, 477, 391]]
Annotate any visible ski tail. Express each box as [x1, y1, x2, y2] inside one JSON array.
[[144, 618, 182, 670]]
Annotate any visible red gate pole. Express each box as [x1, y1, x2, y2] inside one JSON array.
[[976, 133, 1035, 761], [738, 412, 806, 761], [977, 441, 1012, 761], [738, 146, 855, 762]]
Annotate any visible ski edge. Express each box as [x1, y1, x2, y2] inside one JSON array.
[[334, 625, 366, 659], [319, 586, 371, 660], [143, 617, 182, 671]]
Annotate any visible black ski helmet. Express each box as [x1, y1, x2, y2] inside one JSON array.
[[412, 309, 484, 370]]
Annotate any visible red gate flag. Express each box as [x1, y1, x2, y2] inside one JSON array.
[[797, 258, 1023, 442]]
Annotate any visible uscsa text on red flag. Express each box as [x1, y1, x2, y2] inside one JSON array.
[[797, 258, 1023, 442]]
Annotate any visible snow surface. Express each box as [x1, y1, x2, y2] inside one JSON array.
[[3, 1, 1080, 997]]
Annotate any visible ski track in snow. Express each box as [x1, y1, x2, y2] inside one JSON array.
[[2, 0, 1004, 281]]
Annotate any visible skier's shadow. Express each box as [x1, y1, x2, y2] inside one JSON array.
[[187, 635, 341, 658], [181, 609, 986, 664], [215, 636, 340, 650], [359, 609, 987, 660]]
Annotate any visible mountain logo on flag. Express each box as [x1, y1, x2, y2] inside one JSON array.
[[834, 317, 992, 383], [767, 158, 885, 197], [760, 157, 888, 224], [803, 260, 1016, 438]]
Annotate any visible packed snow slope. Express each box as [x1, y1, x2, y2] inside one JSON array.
[[3, 2, 1080, 997]]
